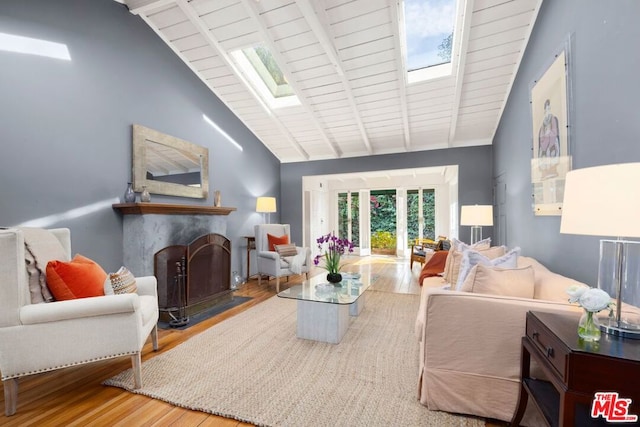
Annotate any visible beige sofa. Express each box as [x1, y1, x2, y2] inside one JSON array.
[[415, 255, 584, 423]]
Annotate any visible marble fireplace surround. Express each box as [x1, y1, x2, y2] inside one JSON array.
[[112, 203, 236, 277]]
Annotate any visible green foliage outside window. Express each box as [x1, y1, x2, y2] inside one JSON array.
[[371, 231, 396, 249], [339, 189, 435, 250], [407, 190, 436, 245]]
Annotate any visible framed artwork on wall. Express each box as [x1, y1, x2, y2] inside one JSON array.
[[530, 37, 573, 216]]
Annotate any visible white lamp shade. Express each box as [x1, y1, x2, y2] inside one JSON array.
[[560, 163, 640, 238], [460, 205, 493, 226], [256, 197, 277, 213]]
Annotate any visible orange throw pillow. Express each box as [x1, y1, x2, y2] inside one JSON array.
[[267, 233, 289, 251], [46, 254, 107, 301]]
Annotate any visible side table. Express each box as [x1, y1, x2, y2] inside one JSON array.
[[244, 236, 255, 280], [511, 311, 640, 426]]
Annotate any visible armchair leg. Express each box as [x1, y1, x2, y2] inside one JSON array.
[[258, 274, 262, 286], [132, 353, 142, 389], [3, 378, 18, 416], [152, 324, 158, 351]]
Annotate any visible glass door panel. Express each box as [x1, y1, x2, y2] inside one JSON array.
[[338, 191, 360, 247], [406, 189, 436, 248], [370, 189, 397, 255]]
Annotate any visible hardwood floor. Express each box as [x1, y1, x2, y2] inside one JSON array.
[[1, 257, 506, 426]]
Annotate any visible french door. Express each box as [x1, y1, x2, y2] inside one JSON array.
[[337, 190, 370, 255]]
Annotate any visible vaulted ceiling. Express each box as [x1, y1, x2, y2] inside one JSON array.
[[122, 0, 542, 163]]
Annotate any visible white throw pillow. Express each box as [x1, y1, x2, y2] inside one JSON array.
[[460, 264, 535, 298], [455, 246, 521, 291], [443, 237, 491, 282]]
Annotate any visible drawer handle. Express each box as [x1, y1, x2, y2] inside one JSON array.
[[546, 346, 554, 357], [532, 331, 539, 339]]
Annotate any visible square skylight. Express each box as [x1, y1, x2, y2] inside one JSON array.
[[402, 0, 457, 82], [231, 43, 300, 109]]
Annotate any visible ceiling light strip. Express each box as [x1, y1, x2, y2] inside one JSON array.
[[297, 0, 374, 156], [172, 0, 310, 160], [240, 0, 341, 158], [447, 0, 475, 144]]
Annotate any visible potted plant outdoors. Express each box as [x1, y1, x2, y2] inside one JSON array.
[[314, 232, 354, 285]]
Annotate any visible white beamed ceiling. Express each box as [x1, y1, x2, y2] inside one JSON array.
[[123, 0, 542, 163]]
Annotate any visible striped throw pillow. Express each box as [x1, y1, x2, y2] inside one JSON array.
[[274, 243, 298, 257], [105, 266, 137, 295]]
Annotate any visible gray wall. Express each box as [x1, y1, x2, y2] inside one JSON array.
[[0, 0, 280, 275], [281, 145, 493, 244], [493, 0, 640, 284]]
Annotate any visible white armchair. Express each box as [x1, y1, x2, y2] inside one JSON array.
[[0, 228, 159, 416], [254, 224, 311, 292]]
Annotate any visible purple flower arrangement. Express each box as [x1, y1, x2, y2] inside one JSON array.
[[313, 232, 354, 274]]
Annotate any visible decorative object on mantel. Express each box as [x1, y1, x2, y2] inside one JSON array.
[[561, 163, 640, 339], [566, 285, 613, 342], [124, 182, 136, 203], [313, 232, 354, 285], [256, 196, 276, 223], [140, 186, 151, 203], [112, 202, 236, 216], [214, 190, 221, 207]]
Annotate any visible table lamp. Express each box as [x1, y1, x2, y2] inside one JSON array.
[[560, 163, 640, 339], [256, 196, 276, 224], [460, 205, 493, 244]]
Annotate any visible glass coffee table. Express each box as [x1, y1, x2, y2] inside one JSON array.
[[277, 272, 370, 344]]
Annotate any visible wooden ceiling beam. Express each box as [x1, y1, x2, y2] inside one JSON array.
[[296, 0, 373, 155], [388, 0, 412, 151], [240, 0, 342, 158], [173, 0, 310, 161], [448, 0, 475, 144]]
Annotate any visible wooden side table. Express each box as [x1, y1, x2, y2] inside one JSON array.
[[511, 311, 640, 426], [244, 236, 256, 279]]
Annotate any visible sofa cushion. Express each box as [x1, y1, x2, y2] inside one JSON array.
[[460, 264, 535, 298], [267, 233, 289, 251], [449, 245, 506, 287], [46, 254, 107, 301], [443, 238, 491, 283], [516, 256, 581, 302], [104, 266, 137, 295], [455, 247, 520, 291]]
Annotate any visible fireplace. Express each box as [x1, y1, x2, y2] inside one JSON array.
[[154, 233, 232, 324]]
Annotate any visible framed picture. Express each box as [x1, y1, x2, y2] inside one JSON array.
[[530, 38, 573, 216]]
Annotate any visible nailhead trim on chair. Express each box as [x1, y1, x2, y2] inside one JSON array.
[[1, 351, 138, 380]]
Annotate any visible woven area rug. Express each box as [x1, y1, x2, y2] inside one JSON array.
[[104, 290, 483, 427]]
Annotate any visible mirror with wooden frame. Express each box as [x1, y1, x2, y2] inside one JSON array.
[[132, 124, 209, 199]]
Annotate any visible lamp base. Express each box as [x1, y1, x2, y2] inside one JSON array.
[[470, 226, 482, 245], [597, 239, 640, 339], [599, 321, 640, 339]]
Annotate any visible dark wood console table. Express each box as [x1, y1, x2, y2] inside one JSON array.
[[511, 311, 640, 426]]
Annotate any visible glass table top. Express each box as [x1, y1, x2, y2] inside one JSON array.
[[277, 272, 370, 305]]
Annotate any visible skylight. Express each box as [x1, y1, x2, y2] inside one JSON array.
[[402, 0, 456, 82], [231, 44, 300, 109]]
